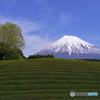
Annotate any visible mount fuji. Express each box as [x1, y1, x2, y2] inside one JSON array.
[[34, 35, 100, 59]]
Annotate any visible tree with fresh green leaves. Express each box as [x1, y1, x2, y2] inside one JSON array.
[[0, 22, 25, 60], [3, 48, 26, 60]]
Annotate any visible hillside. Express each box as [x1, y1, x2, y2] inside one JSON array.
[[0, 58, 100, 100]]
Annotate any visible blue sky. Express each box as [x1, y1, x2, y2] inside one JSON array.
[[0, 0, 100, 57]]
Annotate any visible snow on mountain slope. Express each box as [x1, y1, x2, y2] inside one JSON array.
[[42, 35, 95, 55], [35, 35, 100, 59]]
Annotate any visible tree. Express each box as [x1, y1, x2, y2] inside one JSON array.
[[0, 22, 25, 60], [51, 54, 55, 58], [4, 48, 26, 60]]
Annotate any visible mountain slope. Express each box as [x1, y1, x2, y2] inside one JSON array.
[[35, 35, 100, 59]]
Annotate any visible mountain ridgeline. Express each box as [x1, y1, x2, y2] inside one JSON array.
[[35, 35, 100, 59]]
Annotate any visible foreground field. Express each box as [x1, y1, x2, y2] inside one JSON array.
[[0, 58, 100, 100]]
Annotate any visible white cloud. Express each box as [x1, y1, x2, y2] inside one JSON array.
[[0, 16, 54, 57], [0, 17, 43, 34], [89, 47, 100, 54], [23, 34, 54, 57]]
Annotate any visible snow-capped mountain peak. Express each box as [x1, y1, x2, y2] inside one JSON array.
[[45, 35, 94, 55], [35, 35, 100, 59]]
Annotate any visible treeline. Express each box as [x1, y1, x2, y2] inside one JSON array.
[[28, 54, 55, 59], [75, 58, 100, 61], [0, 49, 26, 60], [0, 49, 55, 60]]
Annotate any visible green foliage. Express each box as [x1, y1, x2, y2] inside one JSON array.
[[0, 22, 25, 60], [0, 48, 26, 60], [0, 54, 3, 60], [28, 54, 55, 59], [75, 58, 100, 61], [5, 51, 19, 60]]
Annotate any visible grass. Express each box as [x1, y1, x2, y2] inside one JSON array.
[[0, 58, 100, 100]]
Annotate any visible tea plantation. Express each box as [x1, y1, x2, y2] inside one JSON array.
[[0, 58, 100, 100]]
